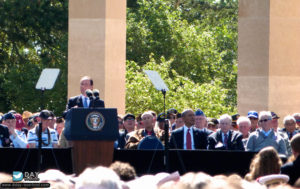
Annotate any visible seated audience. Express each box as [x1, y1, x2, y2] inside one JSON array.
[[194, 109, 213, 136], [256, 174, 289, 187], [109, 161, 136, 181], [281, 133, 300, 186], [0, 118, 10, 147], [237, 116, 251, 148], [155, 113, 167, 133], [280, 115, 299, 140], [245, 146, 282, 181], [208, 114, 244, 151], [75, 166, 123, 189], [172, 113, 184, 130], [292, 113, 300, 130], [38, 169, 74, 189], [13, 113, 25, 131], [55, 116, 65, 139], [125, 111, 162, 149], [27, 110, 58, 148], [2, 113, 27, 148], [207, 118, 219, 132], [246, 111, 287, 156], [115, 115, 126, 149], [231, 113, 240, 131], [247, 110, 259, 133], [271, 114, 292, 157], [167, 112, 176, 128], [123, 113, 136, 141], [22, 111, 32, 129], [135, 114, 144, 130]]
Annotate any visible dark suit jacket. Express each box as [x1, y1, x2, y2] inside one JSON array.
[[281, 156, 300, 185], [169, 127, 208, 149], [279, 128, 299, 139], [208, 130, 245, 151], [117, 129, 128, 149], [0, 124, 10, 147], [66, 95, 105, 111], [202, 128, 213, 136]]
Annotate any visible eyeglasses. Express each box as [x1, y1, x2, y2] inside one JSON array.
[[285, 122, 295, 126], [249, 117, 258, 120], [125, 118, 135, 121], [259, 119, 271, 123]]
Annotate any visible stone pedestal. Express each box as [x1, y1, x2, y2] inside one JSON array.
[[68, 0, 126, 114], [238, 0, 300, 122]]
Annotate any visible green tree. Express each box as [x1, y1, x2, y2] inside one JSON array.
[[126, 0, 238, 115], [0, 0, 68, 115], [126, 55, 236, 117]]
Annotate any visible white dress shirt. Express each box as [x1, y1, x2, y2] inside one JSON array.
[[183, 125, 195, 150]]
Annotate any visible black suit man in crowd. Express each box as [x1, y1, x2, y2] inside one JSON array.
[[169, 109, 208, 150], [208, 114, 244, 151]]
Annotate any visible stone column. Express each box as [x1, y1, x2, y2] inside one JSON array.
[[238, 0, 300, 121], [68, 0, 126, 114]]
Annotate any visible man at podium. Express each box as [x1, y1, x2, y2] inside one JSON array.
[[66, 76, 105, 111]]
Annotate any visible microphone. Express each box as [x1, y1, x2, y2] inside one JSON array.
[[93, 89, 100, 100], [85, 89, 94, 101]]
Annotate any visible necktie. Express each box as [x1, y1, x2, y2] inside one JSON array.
[[224, 134, 228, 148], [289, 132, 293, 140], [83, 97, 88, 108], [186, 128, 191, 149]]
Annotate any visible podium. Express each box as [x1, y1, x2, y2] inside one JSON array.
[[64, 108, 118, 174]]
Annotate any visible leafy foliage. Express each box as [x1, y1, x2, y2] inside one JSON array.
[[1, 0, 238, 118], [126, 0, 238, 116], [126, 55, 236, 117], [0, 0, 68, 115]]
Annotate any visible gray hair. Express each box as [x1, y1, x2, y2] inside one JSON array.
[[219, 114, 232, 123], [237, 116, 251, 126], [258, 111, 272, 120], [292, 113, 300, 117], [141, 111, 153, 119], [283, 115, 296, 125], [76, 166, 122, 189]]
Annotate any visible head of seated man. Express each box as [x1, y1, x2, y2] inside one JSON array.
[[182, 109, 195, 128], [258, 111, 273, 132], [141, 112, 154, 133]]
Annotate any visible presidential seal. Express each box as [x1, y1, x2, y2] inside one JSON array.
[[85, 112, 105, 131]]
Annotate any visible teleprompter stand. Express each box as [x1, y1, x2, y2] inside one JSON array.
[[144, 70, 170, 172]]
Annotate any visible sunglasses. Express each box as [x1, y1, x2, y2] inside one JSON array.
[[125, 118, 135, 121], [259, 119, 271, 123], [296, 119, 300, 123]]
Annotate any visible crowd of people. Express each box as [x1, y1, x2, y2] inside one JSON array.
[[1, 143, 300, 189], [0, 75, 299, 187], [0, 108, 299, 187], [116, 108, 299, 156], [0, 110, 65, 148]]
